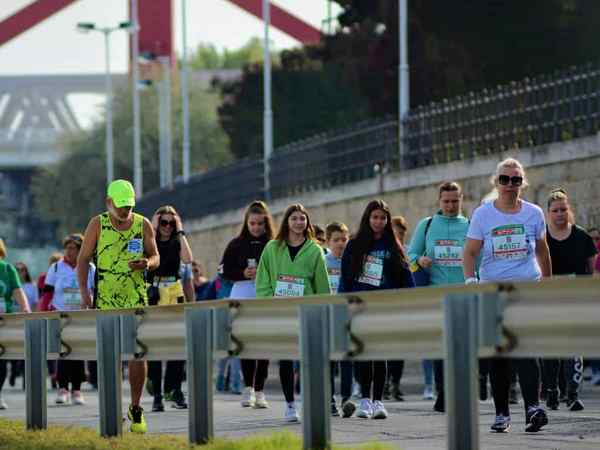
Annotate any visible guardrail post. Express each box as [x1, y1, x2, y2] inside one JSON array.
[[96, 315, 122, 437], [186, 308, 214, 444], [25, 319, 47, 430], [444, 293, 479, 450], [300, 304, 331, 450]]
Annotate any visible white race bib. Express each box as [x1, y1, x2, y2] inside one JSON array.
[[63, 287, 81, 310], [492, 225, 528, 260], [433, 240, 464, 267], [328, 268, 341, 294], [358, 255, 384, 287], [275, 275, 305, 297]]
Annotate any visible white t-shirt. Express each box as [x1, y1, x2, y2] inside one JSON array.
[[45, 260, 95, 311], [467, 200, 546, 282]]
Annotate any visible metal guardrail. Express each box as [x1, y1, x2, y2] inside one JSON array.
[[138, 61, 600, 222], [2, 277, 599, 450]]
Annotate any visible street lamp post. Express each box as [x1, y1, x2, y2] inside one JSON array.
[[180, 0, 191, 183], [131, 0, 143, 198], [398, 0, 409, 169], [77, 21, 134, 185], [263, 0, 273, 201]]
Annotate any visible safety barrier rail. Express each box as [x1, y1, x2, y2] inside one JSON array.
[[1, 277, 599, 450]]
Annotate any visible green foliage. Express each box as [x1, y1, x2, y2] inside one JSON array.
[[189, 38, 279, 70], [0, 419, 394, 450], [32, 82, 231, 238], [217, 46, 371, 160]]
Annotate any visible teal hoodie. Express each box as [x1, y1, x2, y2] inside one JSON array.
[[407, 212, 470, 286], [256, 238, 331, 298]]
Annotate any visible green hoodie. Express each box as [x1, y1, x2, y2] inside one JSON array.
[[407, 211, 470, 286], [256, 239, 331, 298]]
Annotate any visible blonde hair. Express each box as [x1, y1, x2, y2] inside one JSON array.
[[547, 187, 575, 224], [0, 239, 6, 259], [482, 157, 529, 203]]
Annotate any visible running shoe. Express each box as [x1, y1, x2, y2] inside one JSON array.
[[546, 390, 559, 410], [433, 394, 445, 413], [128, 405, 147, 434], [72, 390, 85, 405], [284, 402, 300, 423], [356, 398, 373, 419], [171, 390, 188, 409], [391, 383, 404, 401], [525, 406, 548, 432], [491, 415, 511, 432], [241, 387, 256, 408], [152, 396, 165, 412], [55, 388, 69, 404], [254, 391, 269, 409], [331, 401, 340, 417], [423, 385, 434, 400], [371, 400, 388, 419], [590, 373, 600, 386], [567, 398, 584, 412], [0, 396, 7, 410], [341, 400, 356, 418]]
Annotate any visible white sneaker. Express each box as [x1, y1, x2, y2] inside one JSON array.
[[371, 400, 388, 419], [591, 373, 600, 386], [423, 385, 434, 400], [356, 398, 373, 418], [284, 402, 300, 422], [72, 390, 85, 405], [0, 397, 7, 409], [241, 387, 255, 408], [254, 391, 269, 409], [55, 388, 69, 404]]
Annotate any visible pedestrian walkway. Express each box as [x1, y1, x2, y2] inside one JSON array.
[[2, 372, 600, 449]]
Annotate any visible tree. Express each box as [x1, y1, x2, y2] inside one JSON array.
[[216, 46, 371, 160], [32, 81, 231, 237], [188, 38, 279, 70]]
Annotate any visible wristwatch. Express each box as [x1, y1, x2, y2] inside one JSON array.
[[176, 230, 186, 236]]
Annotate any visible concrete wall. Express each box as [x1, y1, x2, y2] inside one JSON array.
[[187, 135, 600, 277]]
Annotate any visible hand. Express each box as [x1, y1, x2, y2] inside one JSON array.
[[418, 256, 433, 269], [174, 214, 183, 233], [81, 292, 93, 309], [243, 267, 257, 280], [151, 214, 160, 230], [128, 258, 149, 271]]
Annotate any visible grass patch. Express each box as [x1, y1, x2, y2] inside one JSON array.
[[0, 419, 395, 450]]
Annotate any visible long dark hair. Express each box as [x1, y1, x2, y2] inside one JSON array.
[[275, 203, 315, 244], [238, 200, 275, 240], [350, 199, 409, 279]]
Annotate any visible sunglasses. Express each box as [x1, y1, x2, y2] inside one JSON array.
[[160, 219, 176, 227], [498, 175, 523, 186]]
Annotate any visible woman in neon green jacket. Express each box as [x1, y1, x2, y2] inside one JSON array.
[[256, 203, 330, 423]]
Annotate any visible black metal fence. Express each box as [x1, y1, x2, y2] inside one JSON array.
[[138, 61, 600, 220]]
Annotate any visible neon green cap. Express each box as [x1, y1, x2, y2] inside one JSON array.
[[107, 179, 135, 208]]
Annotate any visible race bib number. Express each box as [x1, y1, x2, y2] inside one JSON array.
[[127, 239, 143, 254], [63, 287, 81, 310], [328, 268, 341, 294], [492, 225, 528, 260], [433, 240, 463, 267], [358, 255, 384, 287], [275, 275, 305, 297]]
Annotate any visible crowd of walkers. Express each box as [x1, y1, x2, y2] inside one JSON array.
[[0, 157, 599, 435]]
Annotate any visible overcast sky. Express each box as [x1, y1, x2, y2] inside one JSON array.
[[0, 0, 338, 75]]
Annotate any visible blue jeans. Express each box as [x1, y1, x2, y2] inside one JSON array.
[[217, 357, 241, 391], [422, 359, 434, 386]]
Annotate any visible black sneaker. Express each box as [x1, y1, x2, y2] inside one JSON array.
[[331, 401, 340, 417], [433, 394, 445, 413], [391, 384, 404, 402], [525, 406, 548, 433], [171, 390, 188, 409], [567, 398, 584, 412], [546, 390, 559, 410], [341, 400, 356, 418], [152, 396, 164, 412]]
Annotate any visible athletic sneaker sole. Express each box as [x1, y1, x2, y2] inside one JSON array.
[[525, 410, 548, 433], [490, 424, 511, 433], [568, 399, 584, 412]]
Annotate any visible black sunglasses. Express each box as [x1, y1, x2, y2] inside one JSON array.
[[498, 175, 523, 186], [160, 219, 176, 227]]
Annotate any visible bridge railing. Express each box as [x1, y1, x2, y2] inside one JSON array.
[[137, 61, 600, 220], [2, 277, 599, 450]]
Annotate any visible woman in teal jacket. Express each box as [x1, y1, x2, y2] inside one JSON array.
[[407, 181, 470, 412], [256, 203, 330, 423]]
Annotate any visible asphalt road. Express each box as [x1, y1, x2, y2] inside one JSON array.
[[2, 366, 600, 449]]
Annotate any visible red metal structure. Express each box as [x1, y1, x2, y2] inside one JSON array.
[[0, 0, 321, 53]]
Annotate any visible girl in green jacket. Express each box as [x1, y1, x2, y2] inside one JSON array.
[[256, 203, 330, 422]]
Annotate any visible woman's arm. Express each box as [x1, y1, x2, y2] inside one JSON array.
[[463, 238, 483, 281], [255, 244, 274, 297], [13, 288, 31, 313], [535, 236, 552, 278]]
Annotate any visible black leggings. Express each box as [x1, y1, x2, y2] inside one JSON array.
[[0, 360, 6, 392], [356, 361, 387, 401], [279, 360, 295, 403], [388, 360, 404, 384], [57, 360, 85, 391], [542, 358, 583, 399], [490, 358, 540, 416], [241, 359, 269, 391], [148, 360, 185, 397]]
